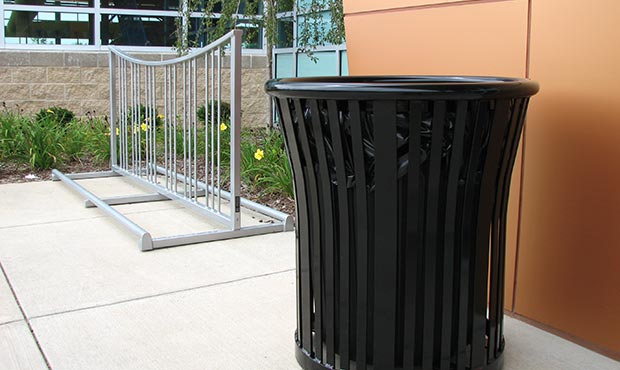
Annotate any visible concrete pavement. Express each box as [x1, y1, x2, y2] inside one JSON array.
[[0, 178, 618, 370]]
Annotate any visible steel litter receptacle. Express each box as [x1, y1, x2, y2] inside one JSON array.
[[265, 76, 538, 370]]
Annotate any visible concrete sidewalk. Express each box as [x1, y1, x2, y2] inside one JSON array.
[[0, 179, 618, 370]]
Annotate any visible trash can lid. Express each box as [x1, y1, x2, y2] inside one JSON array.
[[265, 75, 539, 100]]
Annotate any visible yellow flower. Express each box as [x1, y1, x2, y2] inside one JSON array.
[[141, 123, 148, 132], [105, 132, 111, 137], [157, 114, 165, 120], [220, 122, 227, 131], [46, 109, 54, 114], [116, 127, 120, 135], [254, 148, 264, 161]]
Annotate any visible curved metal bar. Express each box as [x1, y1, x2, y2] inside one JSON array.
[[108, 30, 241, 67]]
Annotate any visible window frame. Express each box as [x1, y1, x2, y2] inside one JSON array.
[[0, 0, 267, 52]]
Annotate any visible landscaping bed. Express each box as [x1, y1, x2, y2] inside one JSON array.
[[0, 107, 295, 215]]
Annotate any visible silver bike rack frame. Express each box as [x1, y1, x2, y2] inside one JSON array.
[[53, 30, 293, 251]]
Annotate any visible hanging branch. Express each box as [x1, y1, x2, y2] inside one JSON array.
[[175, 0, 344, 57]]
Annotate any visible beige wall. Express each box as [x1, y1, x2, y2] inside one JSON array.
[[344, 0, 620, 359], [0, 51, 269, 127]]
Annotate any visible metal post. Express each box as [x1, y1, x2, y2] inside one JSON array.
[[230, 29, 242, 229], [109, 52, 118, 168]]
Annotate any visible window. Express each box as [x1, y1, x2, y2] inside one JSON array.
[[273, 0, 347, 78], [0, 0, 264, 49]]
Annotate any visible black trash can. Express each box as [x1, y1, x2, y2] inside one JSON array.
[[266, 76, 538, 370]]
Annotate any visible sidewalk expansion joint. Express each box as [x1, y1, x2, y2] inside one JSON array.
[[0, 318, 23, 326], [29, 268, 295, 321], [0, 205, 184, 231], [0, 259, 53, 370]]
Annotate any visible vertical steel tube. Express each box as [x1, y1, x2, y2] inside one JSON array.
[[217, 46, 222, 212], [130, 62, 136, 174], [118, 57, 124, 170], [137, 64, 142, 178], [151, 66, 157, 184], [210, 50, 215, 210], [182, 61, 188, 197], [145, 65, 150, 181], [109, 53, 118, 169], [204, 53, 210, 208], [193, 58, 198, 203], [229, 30, 242, 229], [173, 65, 178, 193], [122, 58, 128, 170], [164, 65, 169, 190]]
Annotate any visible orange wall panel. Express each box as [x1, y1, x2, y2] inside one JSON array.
[[343, 0, 620, 357], [343, 0, 528, 310], [345, 0, 466, 14], [515, 0, 620, 357], [344, 0, 528, 76]]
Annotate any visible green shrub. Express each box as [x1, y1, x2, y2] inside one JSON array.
[[240, 128, 293, 197], [35, 106, 75, 126], [197, 101, 231, 124], [62, 120, 91, 161], [127, 105, 163, 127], [23, 116, 65, 169], [1, 106, 293, 196], [0, 111, 28, 161], [82, 116, 112, 164]]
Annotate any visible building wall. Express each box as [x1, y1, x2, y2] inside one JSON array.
[[0, 51, 270, 127], [515, 0, 620, 359], [343, 0, 620, 360]]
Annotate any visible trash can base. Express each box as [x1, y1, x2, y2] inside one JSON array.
[[295, 340, 505, 370]]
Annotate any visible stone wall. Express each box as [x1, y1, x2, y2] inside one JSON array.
[[0, 50, 270, 127]]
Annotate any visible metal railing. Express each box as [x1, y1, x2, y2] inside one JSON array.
[[53, 30, 293, 251]]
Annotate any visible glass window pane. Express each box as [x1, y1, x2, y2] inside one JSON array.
[[187, 20, 262, 49], [237, 22, 262, 49], [101, 14, 176, 46], [340, 50, 348, 76], [237, 0, 261, 15], [297, 51, 338, 77], [3, 0, 93, 7], [275, 52, 294, 78], [297, 11, 333, 47], [4, 10, 93, 45], [101, 0, 179, 12], [298, 0, 328, 13], [276, 18, 293, 48]]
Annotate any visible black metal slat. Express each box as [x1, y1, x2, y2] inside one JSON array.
[[293, 99, 323, 360], [487, 98, 522, 361], [326, 100, 352, 369], [275, 98, 302, 349], [348, 100, 369, 370], [309, 99, 336, 365], [403, 101, 423, 369], [497, 98, 529, 349], [372, 101, 398, 370], [277, 97, 312, 351], [273, 84, 534, 370], [421, 100, 445, 369], [466, 101, 490, 368], [455, 101, 485, 370], [439, 101, 468, 369], [471, 100, 511, 368]]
